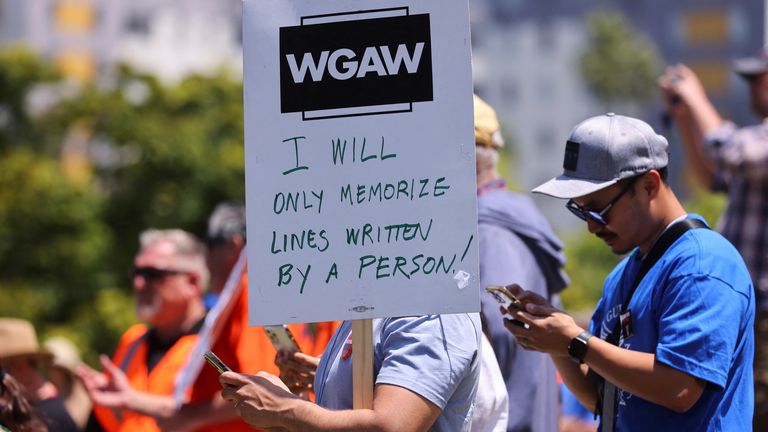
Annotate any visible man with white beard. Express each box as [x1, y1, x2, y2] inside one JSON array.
[[79, 229, 209, 431]]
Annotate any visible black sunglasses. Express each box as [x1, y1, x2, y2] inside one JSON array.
[[131, 266, 187, 281], [565, 176, 639, 225]]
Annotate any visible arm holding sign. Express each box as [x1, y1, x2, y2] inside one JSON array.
[[220, 371, 440, 432], [223, 315, 481, 431]]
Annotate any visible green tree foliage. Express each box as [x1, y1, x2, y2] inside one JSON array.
[[580, 12, 662, 106], [0, 48, 245, 360], [50, 66, 246, 273], [0, 151, 110, 319], [0, 46, 59, 151], [560, 231, 622, 312]]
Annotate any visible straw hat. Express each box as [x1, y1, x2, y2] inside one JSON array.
[[473, 94, 505, 149], [0, 318, 53, 362]]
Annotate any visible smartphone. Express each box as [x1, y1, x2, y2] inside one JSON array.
[[485, 285, 527, 327], [485, 285, 524, 312], [264, 325, 301, 353], [204, 350, 231, 374]]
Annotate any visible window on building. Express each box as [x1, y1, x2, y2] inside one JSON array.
[[536, 128, 557, 154], [235, 20, 243, 46], [688, 60, 730, 95], [682, 9, 729, 46], [125, 13, 150, 36], [55, 1, 95, 34], [55, 50, 95, 82], [501, 82, 518, 102], [537, 21, 555, 51]]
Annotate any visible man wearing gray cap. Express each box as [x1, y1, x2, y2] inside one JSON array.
[[660, 51, 768, 431], [500, 114, 754, 431]]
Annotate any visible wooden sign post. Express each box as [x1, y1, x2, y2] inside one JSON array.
[[352, 319, 374, 409]]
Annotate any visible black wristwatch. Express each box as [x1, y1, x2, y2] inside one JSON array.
[[568, 330, 592, 364]]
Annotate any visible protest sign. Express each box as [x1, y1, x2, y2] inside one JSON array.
[[243, 0, 478, 325]]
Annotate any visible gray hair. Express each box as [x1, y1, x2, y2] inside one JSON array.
[[475, 145, 499, 179], [139, 229, 210, 290], [207, 202, 246, 242]]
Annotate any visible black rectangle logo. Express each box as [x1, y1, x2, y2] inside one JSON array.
[[563, 140, 580, 172], [279, 12, 433, 116]]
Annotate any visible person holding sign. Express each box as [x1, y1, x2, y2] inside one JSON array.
[[219, 312, 482, 431], [474, 94, 568, 432], [501, 114, 754, 430]]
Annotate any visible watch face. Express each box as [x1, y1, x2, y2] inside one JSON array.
[[568, 332, 590, 363]]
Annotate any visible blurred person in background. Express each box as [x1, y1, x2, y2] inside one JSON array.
[[1, 368, 48, 431], [0, 318, 78, 431], [77, 229, 210, 431], [659, 50, 768, 431], [163, 202, 337, 430], [474, 94, 568, 432], [42, 337, 92, 430], [78, 205, 337, 432]]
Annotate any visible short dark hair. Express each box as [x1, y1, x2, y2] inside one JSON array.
[[207, 202, 246, 242], [657, 166, 669, 183]]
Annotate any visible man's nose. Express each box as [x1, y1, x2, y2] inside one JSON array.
[[586, 219, 603, 234], [133, 274, 147, 291]]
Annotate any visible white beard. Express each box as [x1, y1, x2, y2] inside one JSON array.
[[136, 299, 160, 323]]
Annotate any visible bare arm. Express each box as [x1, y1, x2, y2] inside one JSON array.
[[220, 371, 441, 432], [502, 286, 705, 414], [76, 355, 175, 418], [550, 356, 597, 414], [659, 64, 723, 186], [77, 355, 241, 429], [582, 337, 704, 413]]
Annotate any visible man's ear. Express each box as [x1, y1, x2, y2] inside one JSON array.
[[641, 170, 662, 199], [185, 271, 203, 296], [231, 234, 245, 250]]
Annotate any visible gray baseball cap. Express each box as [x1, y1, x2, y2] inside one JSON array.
[[733, 48, 768, 77], [532, 113, 668, 199]]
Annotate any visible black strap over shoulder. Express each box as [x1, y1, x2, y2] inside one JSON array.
[[597, 217, 708, 430], [604, 218, 708, 345]]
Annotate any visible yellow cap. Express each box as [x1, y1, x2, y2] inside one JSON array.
[[473, 94, 504, 148]]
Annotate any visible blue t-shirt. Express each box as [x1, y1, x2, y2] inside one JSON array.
[[591, 216, 754, 431], [314, 314, 482, 432]]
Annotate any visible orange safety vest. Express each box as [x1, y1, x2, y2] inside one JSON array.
[[92, 324, 199, 432]]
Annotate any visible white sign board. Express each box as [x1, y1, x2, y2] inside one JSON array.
[[243, 0, 479, 325]]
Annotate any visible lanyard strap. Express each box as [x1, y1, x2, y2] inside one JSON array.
[[598, 218, 708, 431]]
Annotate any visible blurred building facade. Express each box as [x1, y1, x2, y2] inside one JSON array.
[[0, 0, 763, 234], [0, 0, 242, 83], [470, 0, 764, 233]]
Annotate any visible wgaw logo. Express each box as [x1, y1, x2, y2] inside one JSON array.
[[279, 8, 433, 120]]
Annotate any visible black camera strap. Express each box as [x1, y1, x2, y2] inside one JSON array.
[[596, 217, 708, 432]]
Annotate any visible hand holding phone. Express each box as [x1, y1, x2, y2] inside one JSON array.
[[204, 351, 231, 374]]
